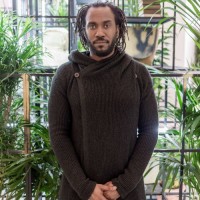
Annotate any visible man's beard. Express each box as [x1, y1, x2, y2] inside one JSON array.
[[87, 34, 118, 57]]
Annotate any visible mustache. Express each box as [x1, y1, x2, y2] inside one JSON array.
[[93, 37, 109, 44]]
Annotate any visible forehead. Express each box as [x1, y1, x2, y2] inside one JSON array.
[[85, 6, 115, 24]]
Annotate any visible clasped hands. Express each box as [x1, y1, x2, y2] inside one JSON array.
[[89, 181, 120, 200]]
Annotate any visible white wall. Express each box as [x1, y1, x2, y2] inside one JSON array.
[[165, 1, 196, 68], [0, 0, 12, 10]]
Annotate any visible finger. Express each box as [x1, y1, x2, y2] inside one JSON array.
[[105, 190, 120, 200], [106, 183, 117, 191], [100, 193, 110, 200], [109, 185, 117, 191], [102, 196, 109, 200], [104, 191, 115, 200], [100, 184, 117, 191], [104, 191, 110, 199], [105, 181, 113, 186]]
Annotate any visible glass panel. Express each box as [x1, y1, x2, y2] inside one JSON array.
[[0, 0, 13, 11]]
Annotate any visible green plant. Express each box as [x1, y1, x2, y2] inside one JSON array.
[[147, 71, 200, 198], [0, 12, 42, 74], [124, 0, 143, 16], [0, 11, 59, 199], [145, 1, 200, 197], [159, 0, 200, 50], [196, 38, 200, 65], [0, 10, 43, 122], [77, 39, 86, 51], [0, 75, 61, 199], [153, 29, 173, 66], [47, 0, 68, 26], [0, 122, 61, 199], [0, 10, 43, 153]]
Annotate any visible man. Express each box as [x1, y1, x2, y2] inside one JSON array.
[[48, 2, 158, 200]]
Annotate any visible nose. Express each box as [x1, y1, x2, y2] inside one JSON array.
[[95, 27, 105, 37]]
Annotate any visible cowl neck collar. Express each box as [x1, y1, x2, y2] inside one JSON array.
[[68, 48, 132, 77]]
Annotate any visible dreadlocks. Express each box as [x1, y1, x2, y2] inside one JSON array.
[[75, 1, 128, 51]]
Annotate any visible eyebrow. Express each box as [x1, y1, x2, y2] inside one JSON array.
[[87, 20, 113, 25]]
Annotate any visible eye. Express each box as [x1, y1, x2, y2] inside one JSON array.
[[88, 24, 96, 30], [104, 23, 111, 29]]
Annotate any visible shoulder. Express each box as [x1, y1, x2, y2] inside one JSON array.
[[51, 61, 74, 91], [123, 53, 146, 72], [55, 61, 74, 78], [129, 59, 151, 80], [128, 59, 153, 94], [130, 58, 148, 72], [52, 61, 76, 84]]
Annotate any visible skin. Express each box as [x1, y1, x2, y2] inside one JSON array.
[[85, 6, 120, 200], [88, 184, 117, 200], [85, 6, 119, 61], [104, 182, 120, 200]]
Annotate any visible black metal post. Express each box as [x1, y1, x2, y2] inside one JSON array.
[[69, 0, 77, 52], [12, 0, 17, 12]]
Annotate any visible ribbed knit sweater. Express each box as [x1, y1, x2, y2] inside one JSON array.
[[48, 49, 158, 200]]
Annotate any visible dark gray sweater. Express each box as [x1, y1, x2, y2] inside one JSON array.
[[48, 49, 158, 200]]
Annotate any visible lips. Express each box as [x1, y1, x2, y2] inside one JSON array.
[[93, 40, 109, 44]]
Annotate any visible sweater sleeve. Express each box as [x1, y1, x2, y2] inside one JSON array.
[[48, 66, 96, 199], [112, 64, 158, 199]]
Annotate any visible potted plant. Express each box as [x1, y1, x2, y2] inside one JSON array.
[[124, 0, 161, 65], [0, 11, 60, 199]]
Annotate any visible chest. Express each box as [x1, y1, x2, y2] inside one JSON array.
[[67, 68, 141, 117]]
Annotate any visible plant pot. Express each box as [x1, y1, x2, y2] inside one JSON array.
[[125, 26, 159, 65]]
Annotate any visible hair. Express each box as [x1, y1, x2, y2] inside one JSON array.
[[75, 1, 128, 51]]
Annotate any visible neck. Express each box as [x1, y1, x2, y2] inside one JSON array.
[[89, 49, 115, 61]]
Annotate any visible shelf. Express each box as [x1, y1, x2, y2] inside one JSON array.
[[127, 16, 174, 24]]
